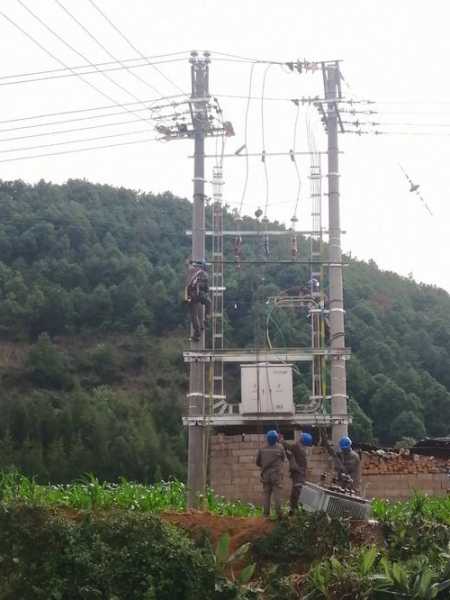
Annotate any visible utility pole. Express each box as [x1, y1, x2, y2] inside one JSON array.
[[187, 51, 209, 507], [325, 63, 348, 444]]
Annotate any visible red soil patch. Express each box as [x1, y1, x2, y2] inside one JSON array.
[[163, 511, 384, 551], [162, 510, 274, 551], [350, 519, 384, 547]]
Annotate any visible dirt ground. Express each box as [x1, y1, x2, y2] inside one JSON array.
[[162, 511, 275, 551], [162, 511, 384, 551]]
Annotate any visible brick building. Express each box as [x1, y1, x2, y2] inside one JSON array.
[[210, 434, 449, 504]]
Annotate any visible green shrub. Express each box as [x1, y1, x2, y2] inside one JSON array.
[[252, 509, 350, 566], [0, 504, 214, 600]]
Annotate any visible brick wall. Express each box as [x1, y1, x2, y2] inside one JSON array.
[[209, 434, 449, 504]]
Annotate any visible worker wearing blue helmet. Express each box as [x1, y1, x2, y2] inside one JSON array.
[[256, 430, 286, 518], [281, 431, 313, 514], [336, 436, 361, 493]]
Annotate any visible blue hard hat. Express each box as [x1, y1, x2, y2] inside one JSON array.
[[300, 432, 313, 446], [266, 430, 278, 446], [339, 436, 352, 450], [194, 260, 207, 268]]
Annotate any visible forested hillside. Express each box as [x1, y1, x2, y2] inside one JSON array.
[[0, 178, 448, 482]]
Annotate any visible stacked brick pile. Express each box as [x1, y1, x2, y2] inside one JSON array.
[[361, 450, 449, 500], [209, 434, 449, 504], [362, 450, 449, 475]]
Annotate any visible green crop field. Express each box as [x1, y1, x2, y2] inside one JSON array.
[[0, 471, 449, 599], [0, 470, 261, 516]]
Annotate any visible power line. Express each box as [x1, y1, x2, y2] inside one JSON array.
[[0, 127, 156, 155], [0, 50, 188, 81], [14, 1, 154, 128], [375, 100, 450, 104], [215, 93, 322, 103], [0, 135, 159, 164], [209, 50, 289, 65], [87, 0, 185, 95], [0, 117, 150, 143], [238, 63, 256, 216], [290, 102, 301, 222], [54, 0, 162, 95], [0, 107, 151, 134], [0, 57, 185, 87], [0, 94, 186, 126], [345, 129, 450, 137], [261, 64, 273, 219]]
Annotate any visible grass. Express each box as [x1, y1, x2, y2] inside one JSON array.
[[0, 470, 261, 516], [372, 493, 450, 525]]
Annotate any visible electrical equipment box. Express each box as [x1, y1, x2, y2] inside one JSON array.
[[240, 363, 294, 415]]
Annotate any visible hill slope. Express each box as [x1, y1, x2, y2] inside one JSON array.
[[0, 178, 448, 481]]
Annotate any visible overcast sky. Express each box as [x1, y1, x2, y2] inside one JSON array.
[[1, 0, 449, 292]]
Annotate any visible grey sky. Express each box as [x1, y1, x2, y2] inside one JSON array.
[[1, 0, 449, 291]]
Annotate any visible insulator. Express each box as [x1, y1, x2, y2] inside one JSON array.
[[264, 234, 271, 258], [233, 235, 242, 260]]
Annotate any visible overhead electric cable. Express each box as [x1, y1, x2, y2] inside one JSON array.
[[0, 127, 155, 154], [346, 130, 450, 137], [215, 93, 322, 103], [261, 64, 273, 219], [238, 63, 256, 216], [54, 0, 162, 95], [210, 50, 291, 65], [0, 94, 186, 126], [0, 135, 158, 164], [0, 106, 153, 134], [13, 1, 155, 128], [0, 57, 185, 86], [0, 117, 150, 143], [290, 102, 301, 223], [0, 50, 188, 81], [87, 0, 185, 94]]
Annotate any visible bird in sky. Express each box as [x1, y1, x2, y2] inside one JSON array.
[[399, 164, 433, 216]]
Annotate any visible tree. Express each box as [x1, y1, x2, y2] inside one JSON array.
[[349, 399, 374, 443], [25, 333, 72, 389], [390, 411, 426, 443], [369, 377, 420, 443]]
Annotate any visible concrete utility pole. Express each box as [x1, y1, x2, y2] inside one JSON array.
[[187, 51, 210, 507], [325, 63, 348, 444]]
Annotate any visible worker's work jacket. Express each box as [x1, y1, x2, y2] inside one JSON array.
[[256, 444, 285, 483], [335, 449, 361, 490], [185, 266, 209, 303], [282, 441, 307, 482]]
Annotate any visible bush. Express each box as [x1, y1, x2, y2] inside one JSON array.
[[253, 510, 350, 566], [0, 504, 214, 599]]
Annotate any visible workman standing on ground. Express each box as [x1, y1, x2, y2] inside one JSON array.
[[256, 430, 286, 518], [323, 433, 361, 494], [335, 436, 361, 493], [184, 260, 211, 342], [280, 431, 313, 514]]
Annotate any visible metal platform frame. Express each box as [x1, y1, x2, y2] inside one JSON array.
[[184, 347, 350, 363], [183, 413, 351, 427]]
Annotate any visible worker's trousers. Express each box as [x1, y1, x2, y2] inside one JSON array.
[[262, 470, 283, 517], [189, 297, 211, 340], [289, 473, 304, 512], [189, 301, 203, 340]]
